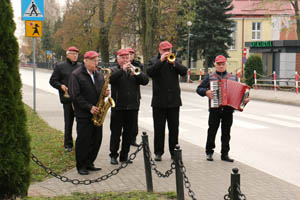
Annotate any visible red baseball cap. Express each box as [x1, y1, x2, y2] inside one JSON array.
[[127, 48, 136, 54], [67, 46, 79, 52], [117, 49, 129, 56], [215, 55, 227, 63], [84, 51, 99, 59], [159, 41, 173, 50]]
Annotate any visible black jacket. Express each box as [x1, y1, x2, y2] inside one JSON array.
[[49, 58, 80, 104], [147, 54, 187, 108], [110, 64, 149, 111], [68, 65, 105, 118]]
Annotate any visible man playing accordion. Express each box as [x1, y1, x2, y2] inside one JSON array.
[[196, 55, 250, 162]]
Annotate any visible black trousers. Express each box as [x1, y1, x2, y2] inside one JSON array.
[[152, 107, 179, 156], [75, 118, 102, 170], [63, 103, 74, 148], [130, 111, 139, 144], [206, 108, 233, 155], [110, 110, 137, 161]]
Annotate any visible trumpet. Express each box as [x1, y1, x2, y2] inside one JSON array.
[[128, 64, 141, 75], [167, 53, 176, 63]]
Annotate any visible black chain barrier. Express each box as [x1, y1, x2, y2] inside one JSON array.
[[143, 143, 175, 178], [31, 143, 143, 185], [179, 160, 197, 200], [224, 185, 247, 200]]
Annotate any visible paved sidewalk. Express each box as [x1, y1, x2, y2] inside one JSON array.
[[22, 83, 300, 200]]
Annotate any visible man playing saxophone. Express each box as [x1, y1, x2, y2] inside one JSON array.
[[109, 48, 149, 165], [69, 51, 110, 175]]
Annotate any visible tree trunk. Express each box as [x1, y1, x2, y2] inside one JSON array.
[[98, 0, 118, 63], [291, 0, 300, 39], [138, 0, 159, 66], [204, 55, 209, 75]]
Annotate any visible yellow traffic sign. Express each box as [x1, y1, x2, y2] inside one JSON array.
[[25, 21, 42, 37]]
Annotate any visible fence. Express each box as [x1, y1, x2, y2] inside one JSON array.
[[31, 132, 246, 200], [253, 70, 300, 94]]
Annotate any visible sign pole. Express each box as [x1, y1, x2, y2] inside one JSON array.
[[33, 37, 36, 112]]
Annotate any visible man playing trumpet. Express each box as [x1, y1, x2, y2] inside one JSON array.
[[109, 49, 149, 165], [147, 41, 187, 161]]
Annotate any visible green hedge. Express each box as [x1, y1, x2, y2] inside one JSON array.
[[244, 54, 264, 87], [0, 1, 31, 199]]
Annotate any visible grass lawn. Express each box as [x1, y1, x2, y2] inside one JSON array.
[[26, 104, 76, 182], [25, 191, 177, 200]]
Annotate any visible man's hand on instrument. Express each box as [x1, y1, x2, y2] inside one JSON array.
[[122, 62, 131, 71], [61, 84, 68, 92], [90, 106, 100, 115], [244, 97, 250, 104], [105, 88, 110, 97], [160, 52, 169, 62], [206, 90, 214, 99]]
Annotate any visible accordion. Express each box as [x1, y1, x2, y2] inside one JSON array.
[[210, 79, 250, 111]]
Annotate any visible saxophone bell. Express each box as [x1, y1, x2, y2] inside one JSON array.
[[92, 68, 115, 127]]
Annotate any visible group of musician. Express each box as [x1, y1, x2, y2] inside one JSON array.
[[50, 41, 250, 175]]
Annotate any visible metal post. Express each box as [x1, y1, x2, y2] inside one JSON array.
[[230, 168, 240, 200], [142, 132, 153, 192], [187, 27, 191, 69], [174, 145, 184, 200], [33, 38, 36, 112]]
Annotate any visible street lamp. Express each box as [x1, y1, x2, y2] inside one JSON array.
[[187, 21, 192, 69]]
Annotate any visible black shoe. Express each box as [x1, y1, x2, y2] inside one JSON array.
[[131, 142, 139, 147], [120, 160, 133, 164], [87, 165, 102, 171], [206, 154, 214, 161], [154, 154, 162, 161], [110, 157, 119, 165], [65, 147, 72, 152], [78, 169, 89, 175], [221, 155, 234, 162]]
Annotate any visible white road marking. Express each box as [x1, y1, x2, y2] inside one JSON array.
[[236, 112, 300, 128], [268, 114, 300, 122], [233, 119, 268, 129]]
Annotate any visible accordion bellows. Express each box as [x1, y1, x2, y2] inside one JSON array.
[[210, 79, 250, 111]]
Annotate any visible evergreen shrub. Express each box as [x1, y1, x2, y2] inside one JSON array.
[[0, 1, 31, 199], [244, 54, 264, 87]]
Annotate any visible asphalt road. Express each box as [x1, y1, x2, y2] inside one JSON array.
[[20, 68, 300, 188]]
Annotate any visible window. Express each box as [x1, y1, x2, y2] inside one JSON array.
[[252, 22, 261, 40], [230, 22, 237, 50]]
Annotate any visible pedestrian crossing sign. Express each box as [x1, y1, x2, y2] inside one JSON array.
[[25, 21, 42, 37], [22, 0, 44, 21]]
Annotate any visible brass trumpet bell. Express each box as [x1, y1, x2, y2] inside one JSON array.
[[167, 53, 176, 63]]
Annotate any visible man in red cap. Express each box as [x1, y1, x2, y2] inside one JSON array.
[[146, 41, 187, 161], [127, 47, 144, 147], [68, 50, 110, 175], [109, 48, 149, 165], [50, 46, 80, 152], [196, 55, 250, 162]]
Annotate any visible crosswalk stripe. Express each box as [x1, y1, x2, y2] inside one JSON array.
[[268, 114, 300, 123], [233, 119, 267, 129], [235, 112, 300, 128]]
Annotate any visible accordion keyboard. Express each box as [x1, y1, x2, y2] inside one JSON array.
[[210, 80, 220, 108]]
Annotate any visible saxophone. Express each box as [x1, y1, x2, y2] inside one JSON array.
[[92, 68, 115, 127]]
